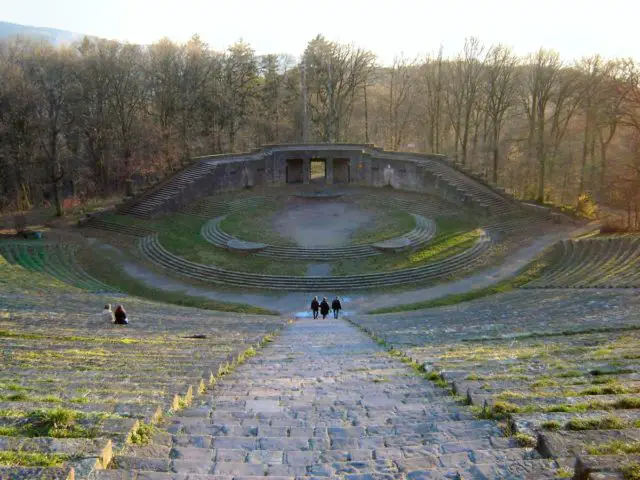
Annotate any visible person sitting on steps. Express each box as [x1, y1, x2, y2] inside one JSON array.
[[319, 297, 330, 319], [331, 296, 342, 319], [310, 296, 320, 319], [102, 304, 114, 323], [114, 305, 129, 325]]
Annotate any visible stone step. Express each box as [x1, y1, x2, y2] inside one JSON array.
[[0, 466, 75, 480], [537, 428, 640, 458], [574, 454, 633, 480]]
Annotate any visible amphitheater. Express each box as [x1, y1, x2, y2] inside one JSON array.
[[0, 143, 639, 480]]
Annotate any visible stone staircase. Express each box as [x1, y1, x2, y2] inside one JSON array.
[[375, 151, 520, 217], [117, 161, 222, 219], [97, 318, 565, 479]]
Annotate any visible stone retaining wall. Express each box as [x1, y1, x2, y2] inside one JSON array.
[[118, 144, 518, 219]]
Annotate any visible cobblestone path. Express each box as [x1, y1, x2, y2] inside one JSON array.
[[132, 319, 564, 479]]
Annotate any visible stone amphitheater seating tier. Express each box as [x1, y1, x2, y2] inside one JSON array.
[[138, 232, 492, 290], [376, 151, 520, 217], [200, 214, 437, 260], [525, 237, 640, 288], [0, 242, 114, 292], [350, 289, 640, 479], [114, 144, 523, 220], [0, 291, 286, 479]]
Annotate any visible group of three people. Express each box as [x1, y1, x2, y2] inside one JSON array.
[[310, 296, 342, 319]]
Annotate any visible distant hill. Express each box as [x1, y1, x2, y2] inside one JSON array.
[[0, 20, 85, 45]]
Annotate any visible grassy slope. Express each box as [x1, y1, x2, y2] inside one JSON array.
[[332, 217, 480, 276], [0, 243, 278, 315], [368, 256, 550, 314], [220, 200, 296, 246], [350, 208, 416, 244], [75, 247, 279, 315], [103, 213, 306, 275]]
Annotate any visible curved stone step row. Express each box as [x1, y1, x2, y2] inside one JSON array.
[[81, 217, 157, 237], [524, 237, 640, 288], [0, 292, 286, 478], [138, 230, 492, 290], [483, 213, 558, 239], [256, 213, 436, 260], [183, 195, 275, 219], [355, 191, 462, 218], [200, 214, 437, 260], [0, 241, 115, 292], [349, 292, 640, 479]]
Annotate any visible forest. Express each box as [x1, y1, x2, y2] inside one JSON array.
[[0, 34, 639, 228]]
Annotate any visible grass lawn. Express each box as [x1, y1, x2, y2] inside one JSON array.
[[219, 200, 295, 246], [76, 246, 280, 315], [97, 213, 307, 275], [332, 217, 480, 276], [350, 207, 416, 244]]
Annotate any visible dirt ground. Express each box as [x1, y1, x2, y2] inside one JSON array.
[[270, 201, 376, 247]]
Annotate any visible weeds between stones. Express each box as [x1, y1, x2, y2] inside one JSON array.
[[621, 463, 640, 480], [0, 451, 70, 467], [128, 423, 154, 445], [513, 432, 537, 448], [587, 440, 640, 455]]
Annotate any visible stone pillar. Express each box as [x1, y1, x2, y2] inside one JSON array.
[[125, 179, 134, 197], [326, 157, 334, 185], [303, 157, 310, 185]]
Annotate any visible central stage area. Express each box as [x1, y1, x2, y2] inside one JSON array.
[[271, 201, 378, 248]]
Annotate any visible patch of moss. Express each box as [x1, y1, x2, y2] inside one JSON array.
[[565, 416, 626, 431], [587, 440, 640, 455], [128, 423, 154, 445], [621, 463, 640, 480], [513, 433, 536, 448], [0, 451, 69, 467]]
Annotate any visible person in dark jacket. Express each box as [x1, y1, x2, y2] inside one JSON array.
[[319, 297, 330, 319], [331, 297, 342, 319], [310, 296, 320, 319], [114, 305, 129, 325]]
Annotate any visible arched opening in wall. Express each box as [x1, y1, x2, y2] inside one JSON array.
[[310, 159, 326, 184], [286, 159, 303, 184], [333, 158, 350, 183]]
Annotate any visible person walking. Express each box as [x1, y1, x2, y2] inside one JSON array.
[[319, 297, 330, 319], [114, 305, 129, 325], [310, 296, 320, 319], [331, 296, 342, 319]]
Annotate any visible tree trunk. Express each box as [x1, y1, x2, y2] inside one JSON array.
[[579, 112, 590, 193], [492, 122, 499, 184]]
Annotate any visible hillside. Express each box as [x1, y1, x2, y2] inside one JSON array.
[[0, 20, 83, 45]]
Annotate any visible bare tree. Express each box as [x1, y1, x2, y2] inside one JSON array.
[[482, 45, 518, 183], [25, 43, 78, 216], [521, 49, 562, 201], [385, 55, 417, 150]]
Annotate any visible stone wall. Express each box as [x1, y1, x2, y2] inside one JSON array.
[[121, 144, 512, 218]]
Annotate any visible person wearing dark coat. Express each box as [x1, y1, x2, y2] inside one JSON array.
[[319, 297, 330, 319], [114, 305, 129, 325], [310, 296, 320, 319], [331, 297, 342, 319]]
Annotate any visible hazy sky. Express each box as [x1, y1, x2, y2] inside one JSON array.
[[2, 0, 638, 64]]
